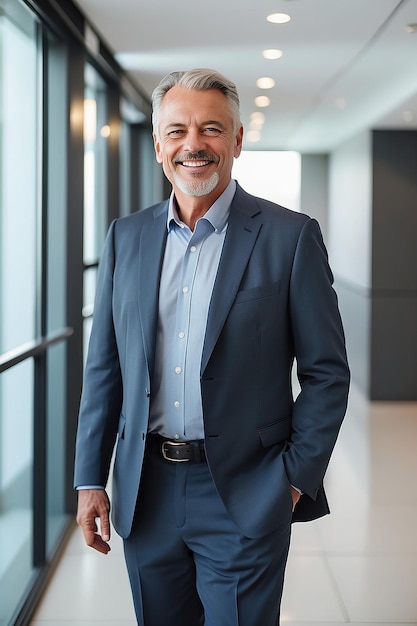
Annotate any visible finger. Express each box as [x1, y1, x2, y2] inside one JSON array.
[[99, 510, 111, 543], [79, 517, 98, 548], [80, 521, 111, 554], [91, 532, 111, 555]]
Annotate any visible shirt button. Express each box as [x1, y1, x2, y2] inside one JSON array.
[[190, 245, 196, 253], [178, 332, 185, 339], [182, 286, 189, 294], [175, 367, 182, 374], [174, 401, 180, 408], [174, 434, 180, 440]]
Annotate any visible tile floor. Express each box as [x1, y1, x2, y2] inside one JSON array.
[[31, 382, 417, 625]]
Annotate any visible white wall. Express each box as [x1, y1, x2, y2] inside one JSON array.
[[328, 132, 373, 291]]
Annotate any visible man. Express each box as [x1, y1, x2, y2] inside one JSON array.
[[74, 68, 350, 625]]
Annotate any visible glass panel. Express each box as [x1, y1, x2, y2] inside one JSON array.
[[83, 266, 96, 359], [0, 4, 38, 354], [0, 359, 34, 626], [0, 4, 38, 623], [119, 97, 147, 217], [45, 33, 68, 554], [83, 64, 108, 358], [83, 63, 108, 265], [119, 118, 131, 217], [46, 343, 67, 553]]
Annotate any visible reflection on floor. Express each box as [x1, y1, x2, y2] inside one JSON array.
[[31, 382, 417, 625]]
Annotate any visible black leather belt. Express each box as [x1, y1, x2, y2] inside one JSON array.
[[151, 435, 206, 463]]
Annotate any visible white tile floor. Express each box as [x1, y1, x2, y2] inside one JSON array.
[[31, 382, 417, 625]]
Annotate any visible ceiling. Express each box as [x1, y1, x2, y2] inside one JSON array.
[[74, 0, 417, 153]]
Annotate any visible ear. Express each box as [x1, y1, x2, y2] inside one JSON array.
[[234, 125, 244, 158], [153, 133, 163, 164]]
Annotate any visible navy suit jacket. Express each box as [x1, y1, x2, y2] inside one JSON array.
[[74, 183, 350, 539]]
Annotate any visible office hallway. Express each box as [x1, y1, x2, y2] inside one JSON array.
[[31, 382, 417, 625]]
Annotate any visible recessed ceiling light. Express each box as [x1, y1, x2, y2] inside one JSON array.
[[267, 13, 291, 24], [249, 118, 264, 131], [256, 77, 275, 89], [250, 111, 266, 123], [263, 49, 283, 60], [405, 23, 417, 33], [254, 95, 271, 108]]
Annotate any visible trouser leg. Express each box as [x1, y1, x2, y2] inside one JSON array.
[[183, 462, 291, 626], [123, 440, 292, 626], [123, 445, 204, 625]]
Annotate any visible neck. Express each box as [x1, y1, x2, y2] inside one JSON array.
[[174, 188, 221, 231]]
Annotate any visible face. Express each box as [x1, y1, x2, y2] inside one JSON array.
[[153, 86, 243, 201]]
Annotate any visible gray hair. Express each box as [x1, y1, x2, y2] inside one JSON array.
[[152, 68, 241, 137]]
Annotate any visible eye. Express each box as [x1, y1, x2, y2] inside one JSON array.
[[167, 129, 185, 138], [202, 127, 222, 136]]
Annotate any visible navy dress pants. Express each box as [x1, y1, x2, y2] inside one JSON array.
[[123, 438, 292, 626]]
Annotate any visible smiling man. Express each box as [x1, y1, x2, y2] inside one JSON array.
[[74, 68, 350, 625]]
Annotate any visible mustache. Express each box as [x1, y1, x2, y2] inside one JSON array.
[[174, 151, 220, 164]]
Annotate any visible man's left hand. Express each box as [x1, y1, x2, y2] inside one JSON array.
[[290, 486, 301, 512]]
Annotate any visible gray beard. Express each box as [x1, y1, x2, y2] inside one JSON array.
[[173, 171, 220, 197]]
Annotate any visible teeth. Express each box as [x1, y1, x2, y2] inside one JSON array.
[[182, 160, 210, 167]]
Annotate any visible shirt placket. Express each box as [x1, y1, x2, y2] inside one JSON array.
[[172, 231, 203, 438]]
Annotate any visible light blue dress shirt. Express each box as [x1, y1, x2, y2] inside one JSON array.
[[148, 179, 236, 441]]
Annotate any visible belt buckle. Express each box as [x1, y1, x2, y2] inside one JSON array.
[[161, 440, 190, 462]]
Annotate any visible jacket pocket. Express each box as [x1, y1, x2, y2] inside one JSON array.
[[258, 418, 291, 448], [234, 280, 281, 304]]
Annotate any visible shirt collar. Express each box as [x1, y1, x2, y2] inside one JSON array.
[[167, 179, 236, 234]]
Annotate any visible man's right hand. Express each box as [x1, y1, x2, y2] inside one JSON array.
[[76, 489, 111, 554]]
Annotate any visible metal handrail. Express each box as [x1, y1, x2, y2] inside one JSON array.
[[0, 327, 74, 373]]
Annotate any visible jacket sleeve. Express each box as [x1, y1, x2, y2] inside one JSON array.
[[73, 220, 123, 489], [283, 218, 350, 499]]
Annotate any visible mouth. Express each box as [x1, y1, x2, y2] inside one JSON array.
[[180, 160, 212, 168], [174, 152, 219, 170]]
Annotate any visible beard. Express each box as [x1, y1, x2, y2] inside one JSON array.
[[172, 151, 220, 197], [173, 171, 220, 197]]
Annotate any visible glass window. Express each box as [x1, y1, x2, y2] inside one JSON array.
[[0, 4, 39, 622], [0, 359, 34, 625], [45, 33, 68, 555], [0, 4, 38, 354], [1, 2, 71, 621], [83, 63, 108, 265], [119, 97, 147, 216], [46, 343, 67, 552], [83, 63, 108, 352]]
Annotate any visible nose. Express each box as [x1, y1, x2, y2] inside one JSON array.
[[183, 127, 206, 153]]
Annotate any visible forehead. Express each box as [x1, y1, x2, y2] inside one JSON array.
[[159, 86, 233, 126]]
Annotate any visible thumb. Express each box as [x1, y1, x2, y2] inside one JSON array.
[[100, 510, 111, 542]]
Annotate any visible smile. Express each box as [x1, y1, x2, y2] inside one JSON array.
[[180, 160, 212, 167]]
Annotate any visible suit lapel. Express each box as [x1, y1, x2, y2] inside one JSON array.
[[137, 202, 168, 374], [201, 186, 262, 372]]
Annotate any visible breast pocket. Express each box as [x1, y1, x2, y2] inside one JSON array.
[[234, 280, 281, 304]]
